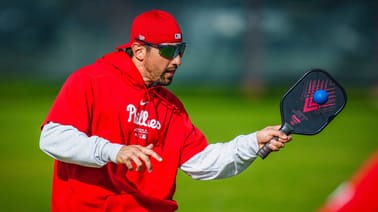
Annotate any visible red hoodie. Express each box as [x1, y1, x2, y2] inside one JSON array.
[[43, 51, 208, 211], [318, 151, 378, 212]]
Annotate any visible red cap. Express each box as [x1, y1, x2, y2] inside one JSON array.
[[117, 10, 183, 49]]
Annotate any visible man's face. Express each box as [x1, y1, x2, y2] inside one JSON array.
[[144, 46, 182, 86]]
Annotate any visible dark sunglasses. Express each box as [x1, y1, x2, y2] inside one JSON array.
[[135, 38, 186, 59]]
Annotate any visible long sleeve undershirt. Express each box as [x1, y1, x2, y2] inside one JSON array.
[[40, 122, 260, 180]]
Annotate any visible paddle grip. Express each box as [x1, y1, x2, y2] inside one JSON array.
[[257, 123, 293, 159]]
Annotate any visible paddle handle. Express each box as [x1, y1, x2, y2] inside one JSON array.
[[257, 123, 293, 159]]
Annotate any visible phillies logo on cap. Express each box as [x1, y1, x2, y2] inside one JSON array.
[[174, 33, 181, 40]]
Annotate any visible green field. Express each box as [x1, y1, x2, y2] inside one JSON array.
[[1, 82, 377, 211]]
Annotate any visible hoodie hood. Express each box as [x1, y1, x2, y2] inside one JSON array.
[[97, 51, 147, 89]]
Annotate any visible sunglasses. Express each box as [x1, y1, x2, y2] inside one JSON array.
[[135, 38, 186, 59]]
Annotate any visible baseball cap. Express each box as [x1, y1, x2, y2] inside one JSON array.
[[117, 9, 183, 49]]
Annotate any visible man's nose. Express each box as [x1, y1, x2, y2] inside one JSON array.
[[171, 55, 182, 66]]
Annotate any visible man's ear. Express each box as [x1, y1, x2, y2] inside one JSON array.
[[131, 43, 145, 61]]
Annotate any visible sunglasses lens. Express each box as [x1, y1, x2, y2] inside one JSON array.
[[178, 45, 186, 57], [159, 46, 176, 59], [159, 44, 186, 59]]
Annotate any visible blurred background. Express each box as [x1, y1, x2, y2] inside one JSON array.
[[1, 0, 377, 85], [0, 0, 377, 211]]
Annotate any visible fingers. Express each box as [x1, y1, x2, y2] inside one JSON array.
[[116, 144, 162, 173], [268, 126, 289, 140], [257, 125, 293, 153], [143, 144, 163, 162], [267, 139, 286, 151], [257, 125, 292, 144], [125, 159, 133, 171]]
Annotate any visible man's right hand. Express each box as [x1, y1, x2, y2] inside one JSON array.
[[115, 144, 163, 173]]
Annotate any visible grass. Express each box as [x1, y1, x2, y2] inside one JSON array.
[[0, 81, 377, 211]]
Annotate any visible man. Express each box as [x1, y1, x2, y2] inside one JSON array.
[[40, 9, 291, 211]]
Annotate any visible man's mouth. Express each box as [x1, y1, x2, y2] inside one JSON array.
[[165, 69, 176, 76]]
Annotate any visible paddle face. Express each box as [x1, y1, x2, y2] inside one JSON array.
[[280, 69, 347, 135], [257, 69, 347, 159]]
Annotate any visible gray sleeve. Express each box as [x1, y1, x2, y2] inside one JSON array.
[[180, 132, 260, 180], [39, 122, 123, 167]]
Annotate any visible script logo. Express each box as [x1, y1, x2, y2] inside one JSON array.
[[126, 104, 161, 130]]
